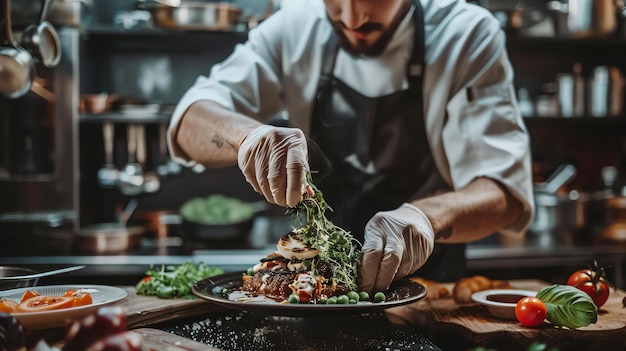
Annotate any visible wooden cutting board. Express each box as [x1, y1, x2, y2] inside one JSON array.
[[120, 287, 225, 329], [386, 279, 626, 351]]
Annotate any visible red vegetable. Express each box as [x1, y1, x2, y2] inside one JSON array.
[[567, 261, 612, 308], [515, 296, 547, 327]]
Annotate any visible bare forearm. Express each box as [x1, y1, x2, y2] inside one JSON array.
[[175, 100, 263, 167], [411, 177, 523, 243]]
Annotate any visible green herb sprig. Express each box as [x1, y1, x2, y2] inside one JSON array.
[[136, 261, 224, 299], [285, 173, 362, 291]]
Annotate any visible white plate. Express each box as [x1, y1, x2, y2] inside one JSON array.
[[0, 285, 128, 330], [471, 289, 538, 320]]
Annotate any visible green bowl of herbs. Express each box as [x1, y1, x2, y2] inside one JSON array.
[[180, 195, 258, 242]]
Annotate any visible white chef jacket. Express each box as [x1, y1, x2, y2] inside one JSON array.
[[168, 0, 534, 237]]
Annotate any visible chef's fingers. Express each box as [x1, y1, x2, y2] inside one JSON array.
[[359, 234, 384, 294], [268, 148, 287, 206], [285, 131, 308, 208], [375, 244, 402, 292], [238, 143, 262, 194]]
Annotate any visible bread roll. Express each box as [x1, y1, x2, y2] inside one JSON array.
[[452, 275, 514, 304]]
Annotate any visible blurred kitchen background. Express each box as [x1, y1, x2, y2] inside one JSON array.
[[1, 0, 626, 288]]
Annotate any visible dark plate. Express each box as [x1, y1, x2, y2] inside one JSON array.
[[192, 271, 426, 317]]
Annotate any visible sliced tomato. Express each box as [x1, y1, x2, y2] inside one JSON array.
[[20, 289, 41, 303], [64, 289, 93, 307], [0, 298, 18, 313], [16, 295, 74, 313]]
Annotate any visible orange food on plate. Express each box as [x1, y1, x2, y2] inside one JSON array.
[[20, 289, 40, 303], [64, 289, 93, 307], [0, 298, 18, 313], [16, 295, 74, 313]]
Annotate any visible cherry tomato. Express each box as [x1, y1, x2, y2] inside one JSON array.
[[515, 296, 547, 327], [0, 298, 18, 313], [567, 262, 611, 308], [64, 289, 93, 307], [16, 295, 74, 313], [20, 289, 40, 303]]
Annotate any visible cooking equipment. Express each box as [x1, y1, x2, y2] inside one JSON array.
[[0, 0, 36, 99], [530, 164, 577, 233], [0, 265, 84, 281], [119, 125, 145, 196], [180, 197, 266, 243], [75, 199, 146, 254], [136, 124, 160, 193], [137, 0, 243, 31], [0, 266, 39, 290], [97, 122, 120, 188], [20, 0, 61, 68], [386, 279, 626, 351]]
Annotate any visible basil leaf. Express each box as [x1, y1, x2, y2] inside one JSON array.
[[535, 284, 598, 329]]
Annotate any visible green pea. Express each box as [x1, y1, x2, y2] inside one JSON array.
[[374, 292, 385, 303], [349, 299, 357, 304], [246, 267, 254, 276], [347, 291, 360, 302], [337, 295, 349, 304], [327, 296, 338, 304], [358, 291, 370, 301], [288, 294, 300, 304], [319, 297, 328, 304]]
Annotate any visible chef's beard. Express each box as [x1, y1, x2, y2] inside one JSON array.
[[328, 1, 411, 57]]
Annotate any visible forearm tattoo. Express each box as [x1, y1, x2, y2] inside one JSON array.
[[211, 133, 225, 148], [435, 227, 452, 240]]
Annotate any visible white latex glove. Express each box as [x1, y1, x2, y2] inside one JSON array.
[[237, 125, 309, 207], [360, 203, 435, 293]]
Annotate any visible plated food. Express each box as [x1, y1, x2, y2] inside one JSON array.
[[239, 182, 364, 304], [0, 285, 128, 330], [193, 180, 427, 313]]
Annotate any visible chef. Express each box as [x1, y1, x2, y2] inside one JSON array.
[[167, 0, 534, 293]]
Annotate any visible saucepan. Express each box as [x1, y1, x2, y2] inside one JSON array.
[[0, 0, 36, 99], [530, 164, 612, 234], [137, 0, 243, 31]]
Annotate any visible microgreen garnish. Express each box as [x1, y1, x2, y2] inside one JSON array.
[[285, 173, 362, 291]]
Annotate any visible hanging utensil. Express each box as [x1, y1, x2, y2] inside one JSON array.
[[97, 122, 120, 188], [20, 0, 61, 68], [119, 125, 144, 196], [0, 0, 36, 99], [136, 124, 160, 193]]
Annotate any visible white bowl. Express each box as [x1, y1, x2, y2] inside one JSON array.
[[471, 289, 538, 320]]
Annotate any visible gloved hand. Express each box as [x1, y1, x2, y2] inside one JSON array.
[[237, 125, 309, 207], [359, 203, 435, 293]]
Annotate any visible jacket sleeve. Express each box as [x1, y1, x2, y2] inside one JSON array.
[[166, 11, 288, 166], [442, 16, 534, 237]]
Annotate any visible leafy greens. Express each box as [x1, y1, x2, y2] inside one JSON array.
[[136, 261, 224, 299], [285, 173, 362, 291], [535, 284, 598, 329]]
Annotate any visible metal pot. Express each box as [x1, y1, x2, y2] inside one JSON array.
[[75, 223, 146, 254], [139, 1, 243, 31], [0, 0, 36, 99]]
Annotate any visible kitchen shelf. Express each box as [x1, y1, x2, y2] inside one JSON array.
[[507, 35, 626, 51]]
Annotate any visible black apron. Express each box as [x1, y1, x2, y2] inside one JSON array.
[[309, 0, 466, 282]]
